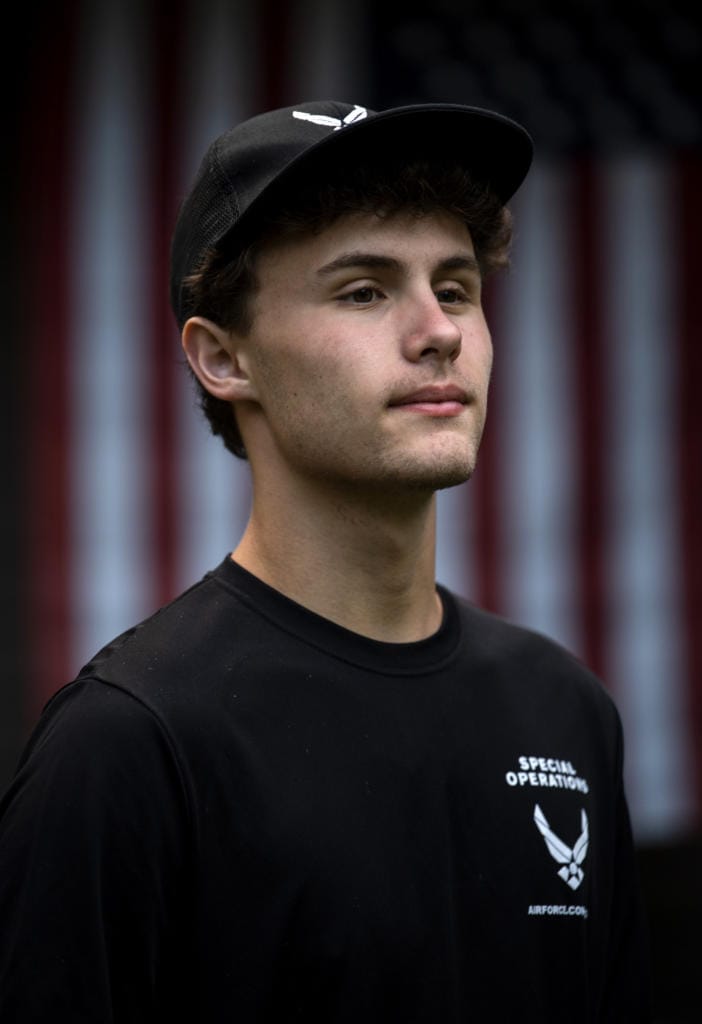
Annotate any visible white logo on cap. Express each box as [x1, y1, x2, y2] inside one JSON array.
[[292, 105, 367, 131]]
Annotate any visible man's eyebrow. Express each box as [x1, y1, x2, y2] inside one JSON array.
[[438, 254, 481, 275], [315, 251, 481, 277], [316, 252, 403, 276]]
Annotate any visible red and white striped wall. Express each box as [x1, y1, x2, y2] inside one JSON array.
[[19, 0, 701, 843]]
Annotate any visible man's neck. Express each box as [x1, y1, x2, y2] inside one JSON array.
[[232, 477, 442, 643]]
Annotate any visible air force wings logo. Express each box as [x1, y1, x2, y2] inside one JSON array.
[[292, 105, 367, 131], [533, 803, 589, 891]]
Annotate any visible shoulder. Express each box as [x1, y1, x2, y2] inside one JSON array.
[[0, 677, 192, 881], [447, 591, 622, 735], [452, 592, 605, 679], [66, 557, 260, 712], [13, 677, 189, 807], [80, 559, 236, 675], [453, 593, 579, 662], [27, 556, 292, 765]]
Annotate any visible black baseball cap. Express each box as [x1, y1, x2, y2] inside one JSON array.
[[170, 99, 534, 327]]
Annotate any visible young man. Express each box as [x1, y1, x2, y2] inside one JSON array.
[[0, 101, 649, 1020]]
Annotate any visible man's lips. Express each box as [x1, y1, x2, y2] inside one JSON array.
[[388, 384, 469, 416]]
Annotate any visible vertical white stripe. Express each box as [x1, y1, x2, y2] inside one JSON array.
[[497, 160, 581, 656], [69, 0, 152, 669], [174, 0, 261, 592], [436, 483, 476, 601], [602, 157, 694, 839]]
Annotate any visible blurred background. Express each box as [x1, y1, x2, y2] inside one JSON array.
[[3, 0, 700, 1018]]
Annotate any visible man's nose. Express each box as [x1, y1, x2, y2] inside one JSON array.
[[400, 292, 463, 363]]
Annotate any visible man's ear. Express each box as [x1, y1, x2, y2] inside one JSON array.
[[181, 317, 257, 402]]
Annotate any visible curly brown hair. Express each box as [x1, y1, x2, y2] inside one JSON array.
[[182, 158, 514, 458]]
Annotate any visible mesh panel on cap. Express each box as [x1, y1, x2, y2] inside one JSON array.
[[172, 147, 241, 323]]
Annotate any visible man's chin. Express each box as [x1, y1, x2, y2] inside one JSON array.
[[400, 430, 482, 489], [406, 465, 475, 492], [382, 450, 477, 493], [432, 465, 476, 491]]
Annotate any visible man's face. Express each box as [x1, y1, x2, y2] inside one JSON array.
[[239, 209, 493, 496]]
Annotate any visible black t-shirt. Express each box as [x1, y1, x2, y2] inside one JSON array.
[[0, 557, 650, 1021]]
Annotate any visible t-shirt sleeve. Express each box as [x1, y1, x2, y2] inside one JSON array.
[[0, 677, 192, 1022]]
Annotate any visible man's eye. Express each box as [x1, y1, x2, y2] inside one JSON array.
[[341, 287, 379, 304], [436, 288, 466, 304]]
